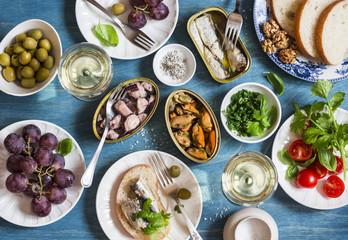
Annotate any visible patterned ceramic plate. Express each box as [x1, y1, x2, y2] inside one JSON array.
[[253, 0, 348, 82]]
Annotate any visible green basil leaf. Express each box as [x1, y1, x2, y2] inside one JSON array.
[[143, 198, 152, 212], [286, 165, 299, 180], [278, 150, 293, 165], [94, 22, 119, 47], [258, 94, 267, 113], [246, 121, 263, 136], [318, 149, 337, 171], [330, 92, 345, 112], [265, 105, 277, 126], [310, 79, 332, 99], [296, 154, 316, 167], [260, 116, 271, 129], [265, 72, 284, 96], [143, 227, 158, 235], [57, 138, 73, 156]]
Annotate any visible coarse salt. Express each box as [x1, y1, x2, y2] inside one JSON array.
[[160, 50, 187, 82]]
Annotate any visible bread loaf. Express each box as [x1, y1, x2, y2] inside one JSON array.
[[316, 0, 348, 65], [294, 0, 336, 58], [270, 0, 301, 38]]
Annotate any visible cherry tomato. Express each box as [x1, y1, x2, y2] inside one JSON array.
[[289, 139, 313, 162], [308, 158, 328, 179], [295, 169, 318, 188], [328, 156, 344, 175], [323, 175, 345, 198]]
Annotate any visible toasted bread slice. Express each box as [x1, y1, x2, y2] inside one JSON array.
[[270, 0, 301, 37], [294, 0, 336, 57], [116, 164, 170, 240], [316, 0, 348, 65]]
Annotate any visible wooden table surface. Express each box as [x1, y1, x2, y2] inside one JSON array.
[[1, 0, 348, 239]]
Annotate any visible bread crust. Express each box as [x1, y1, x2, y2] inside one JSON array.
[[315, 0, 345, 65], [116, 164, 170, 240], [294, 0, 312, 56]]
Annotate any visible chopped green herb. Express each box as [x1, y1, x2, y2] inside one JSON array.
[[57, 138, 73, 156], [265, 72, 284, 96], [94, 21, 119, 47], [222, 89, 277, 137], [174, 204, 183, 214]]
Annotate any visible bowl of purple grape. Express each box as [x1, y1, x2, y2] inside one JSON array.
[[0, 120, 85, 227]]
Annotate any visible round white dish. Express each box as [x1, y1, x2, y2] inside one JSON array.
[[253, 0, 348, 82], [271, 108, 348, 209], [0, 120, 85, 227], [153, 44, 196, 86], [234, 216, 272, 240], [223, 207, 278, 240], [220, 82, 282, 144], [95, 150, 203, 240], [0, 19, 62, 96], [75, 0, 179, 60]]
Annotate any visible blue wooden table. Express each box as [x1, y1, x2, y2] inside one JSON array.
[[1, 0, 348, 239]]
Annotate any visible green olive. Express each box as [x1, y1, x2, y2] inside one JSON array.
[[177, 188, 192, 200], [16, 66, 24, 80], [21, 77, 36, 88], [16, 33, 27, 43], [36, 48, 48, 62], [35, 67, 49, 82], [14, 43, 25, 54], [0, 53, 11, 67], [38, 39, 51, 52], [43, 55, 54, 69], [2, 66, 16, 82], [28, 29, 43, 41], [11, 54, 20, 67], [5, 45, 15, 56], [111, 3, 125, 15], [22, 37, 38, 50], [19, 51, 32, 65], [21, 66, 35, 78], [28, 49, 36, 58], [169, 165, 181, 178], [29, 58, 41, 72]]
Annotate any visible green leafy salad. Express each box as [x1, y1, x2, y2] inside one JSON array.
[[222, 89, 277, 137]]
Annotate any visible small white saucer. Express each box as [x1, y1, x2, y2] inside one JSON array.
[[223, 208, 278, 240]]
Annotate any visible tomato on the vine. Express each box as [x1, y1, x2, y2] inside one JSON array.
[[295, 169, 318, 188], [328, 156, 344, 175], [308, 159, 328, 179], [289, 139, 313, 162], [323, 175, 345, 198]]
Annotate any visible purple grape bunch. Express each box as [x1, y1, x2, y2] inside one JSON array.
[[128, 0, 169, 29], [4, 124, 74, 217]]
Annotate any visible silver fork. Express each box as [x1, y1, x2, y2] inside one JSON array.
[[222, 0, 243, 50], [81, 84, 126, 188], [150, 152, 203, 240], [85, 0, 155, 51]]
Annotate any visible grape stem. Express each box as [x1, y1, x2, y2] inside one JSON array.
[[135, 4, 149, 14]]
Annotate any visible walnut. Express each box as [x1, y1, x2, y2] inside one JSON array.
[[272, 30, 289, 49], [278, 49, 296, 64], [262, 19, 280, 38], [289, 42, 301, 57], [261, 39, 277, 54]]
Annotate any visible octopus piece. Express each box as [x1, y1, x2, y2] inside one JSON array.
[[100, 118, 106, 129], [109, 114, 122, 130], [114, 100, 133, 117], [124, 115, 140, 133], [205, 130, 216, 156], [186, 147, 208, 160], [198, 107, 213, 132], [128, 82, 147, 99], [148, 95, 156, 105], [192, 123, 205, 148], [107, 129, 119, 140], [174, 131, 191, 148], [170, 115, 196, 130], [97, 113, 103, 123], [137, 98, 149, 114], [141, 81, 153, 92], [138, 113, 148, 123]]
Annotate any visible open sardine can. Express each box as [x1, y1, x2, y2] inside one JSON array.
[[165, 89, 221, 163], [187, 6, 251, 83], [92, 77, 159, 143]]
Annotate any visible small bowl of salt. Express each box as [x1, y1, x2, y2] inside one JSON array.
[[153, 44, 196, 86]]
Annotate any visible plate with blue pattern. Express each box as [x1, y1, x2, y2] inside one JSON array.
[[253, 0, 348, 82]]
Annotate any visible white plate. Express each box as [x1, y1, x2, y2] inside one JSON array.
[[0, 120, 85, 227], [220, 82, 282, 144], [75, 0, 179, 60], [272, 108, 348, 209], [253, 0, 348, 82], [223, 208, 278, 240], [95, 150, 203, 240]]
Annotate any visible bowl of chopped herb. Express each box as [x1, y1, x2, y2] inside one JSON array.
[[220, 82, 281, 143]]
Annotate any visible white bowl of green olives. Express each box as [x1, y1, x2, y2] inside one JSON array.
[[0, 19, 62, 96]]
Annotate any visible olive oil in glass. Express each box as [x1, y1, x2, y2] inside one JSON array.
[[222, 151, 278, 206], [58, 43, 112, 100]]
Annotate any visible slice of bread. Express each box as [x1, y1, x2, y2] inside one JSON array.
[[270, 0, 301, 38], [294, 0, 336, 57], [316, 0, 348, 65], [116, 164, 171, 240]]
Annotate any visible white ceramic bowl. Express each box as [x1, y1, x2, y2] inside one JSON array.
[[220, 82, 282, 143], [0, 19, 62, 96], [153, 44, 196, 86]]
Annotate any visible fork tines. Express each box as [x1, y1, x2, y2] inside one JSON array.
[[150, 153, 173, 188], [109, 83, 126, 102], [135, 32, 155, 51]]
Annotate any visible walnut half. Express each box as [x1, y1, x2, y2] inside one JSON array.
[[272, 30, 289, 49], [262, 19, 280, 38], [261, 39, 277, 54], [278, 49, 296, 64]]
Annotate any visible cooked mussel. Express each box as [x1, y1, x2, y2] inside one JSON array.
[[192, 123, 205, 148], [170, 115, 196, 130], [187, 147, 208, 160], [198, 107, 213, 132], [173, 92, 194, 104], [174, 130, 191, 148]]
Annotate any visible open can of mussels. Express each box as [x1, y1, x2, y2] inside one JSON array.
[[187, 6, 251, 83]]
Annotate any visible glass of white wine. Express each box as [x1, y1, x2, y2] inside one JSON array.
[[222, 151, 278, 206], [58, 42, 113, 101]]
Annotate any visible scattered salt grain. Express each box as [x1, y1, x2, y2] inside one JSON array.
[[160, 50, 187, 82]]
